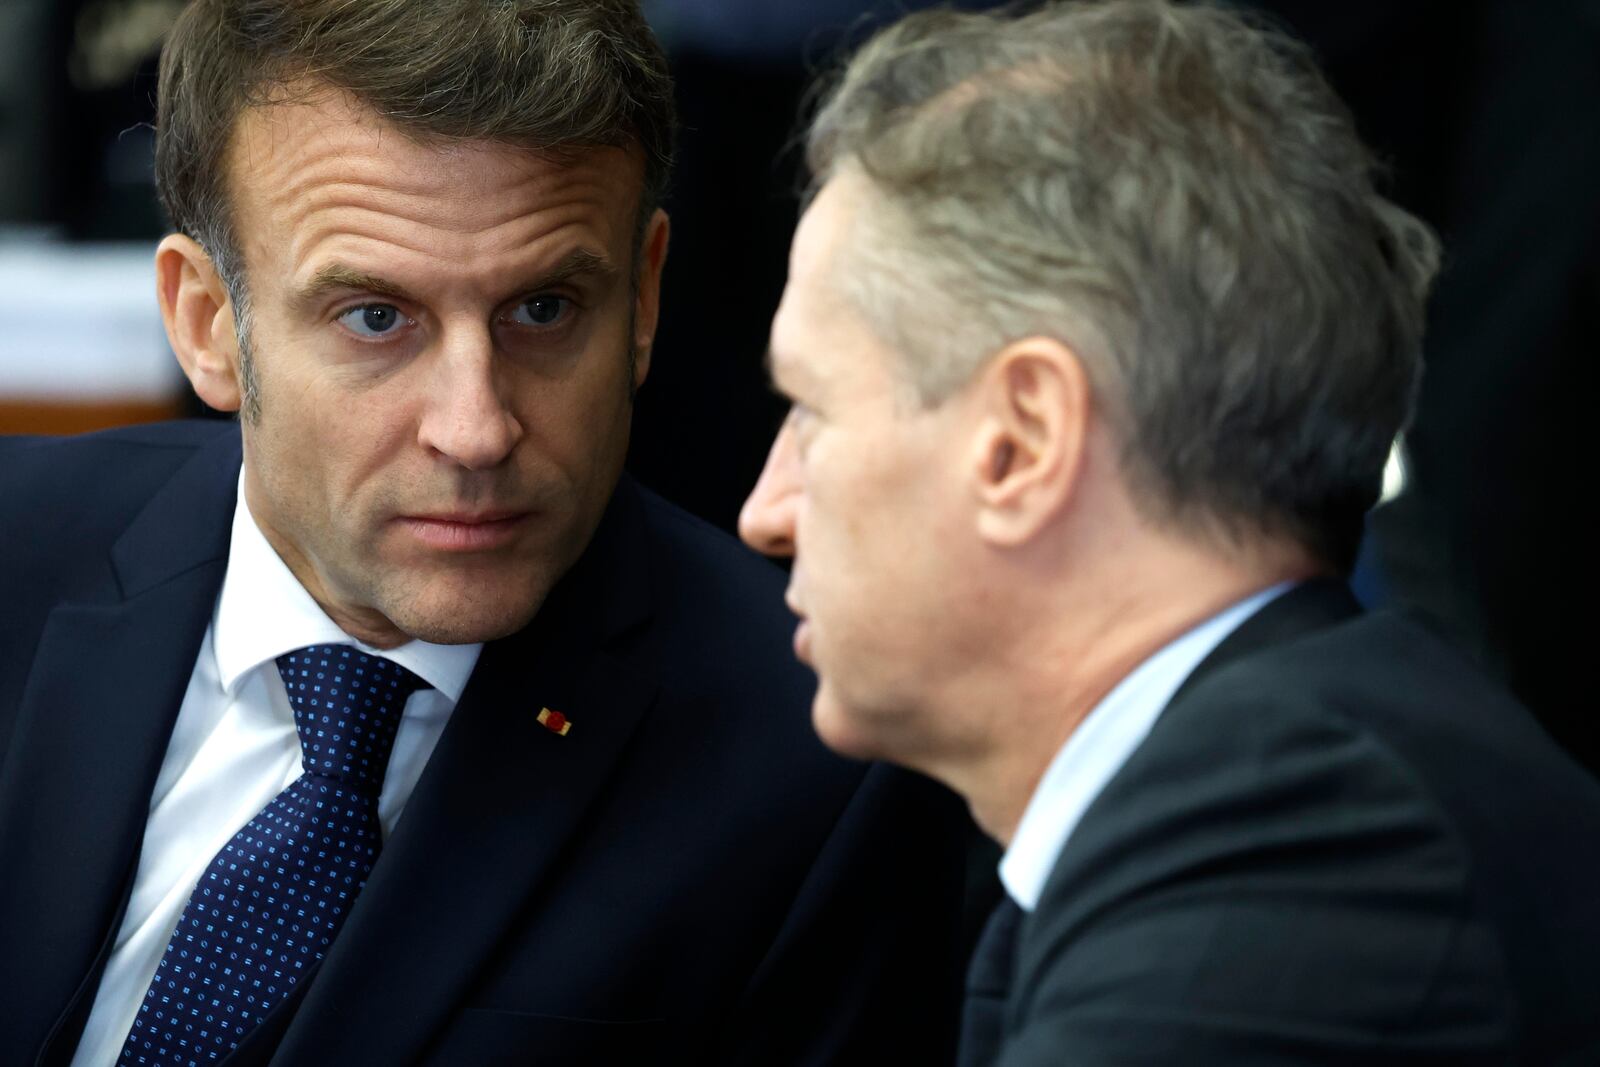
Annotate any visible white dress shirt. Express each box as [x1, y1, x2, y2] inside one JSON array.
[[71, 476, 482, 1066], [1000, 583, 1292, 912]]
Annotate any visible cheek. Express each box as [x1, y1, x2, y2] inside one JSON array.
[[518, 348, 635, 466], [308, 388, 415, 491], [800, 463, 894, 598], [251, 377, 413, 530], [815, 450, 946, 611]]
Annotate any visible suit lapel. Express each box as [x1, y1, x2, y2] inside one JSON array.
[[272, 479, 661, 1065], [958, 897, 1025, 1067], [0, 430, 240, 1054]]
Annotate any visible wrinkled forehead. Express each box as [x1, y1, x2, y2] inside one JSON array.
[[222, 86, 646, 268]]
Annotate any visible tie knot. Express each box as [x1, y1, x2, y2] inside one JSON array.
[[275, 644, 427, 792]]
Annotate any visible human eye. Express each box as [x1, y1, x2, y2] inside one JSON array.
[[336, 303, 413, 339], [786, 402, 821, 453], [506, 294, 573, 329]]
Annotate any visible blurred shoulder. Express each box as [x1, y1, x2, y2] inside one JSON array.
[[0, 419, 237, 495], [634, 483, 790, 601], [634, 482, 799, 652], [628, 481, 815, 717], [0, 419, 238, 569]]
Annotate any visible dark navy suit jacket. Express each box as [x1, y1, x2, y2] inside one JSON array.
[[0, 421, 966, 1066], [970, 581, 1600, 1066]]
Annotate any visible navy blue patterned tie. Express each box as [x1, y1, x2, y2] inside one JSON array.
[[118, 645, 426, 1066]]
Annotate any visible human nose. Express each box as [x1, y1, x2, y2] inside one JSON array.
[[416, 327, 524, 470], [739, 414, 800, 559]]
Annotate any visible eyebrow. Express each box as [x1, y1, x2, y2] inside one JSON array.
[[764, 346, 811, 400], [763, 347, 788, 392], [520, 248, 619, 291], [292, 248, 620, 310], [294, 265, 415, 308]]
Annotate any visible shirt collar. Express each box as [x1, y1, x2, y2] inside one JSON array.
[[999, 581, 1293, 911], [212, 471, 482, 702]]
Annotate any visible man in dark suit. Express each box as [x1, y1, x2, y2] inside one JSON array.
[[738, 1, 1600, 1063], [0, 1, 965, 1064]]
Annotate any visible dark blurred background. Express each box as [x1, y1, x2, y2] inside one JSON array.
[[2, 0, 1593, 779]]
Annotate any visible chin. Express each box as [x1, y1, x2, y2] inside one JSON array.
[[809, 687, 894, 763], [401, 615, 530, 646], [385, 581, 549, 646]]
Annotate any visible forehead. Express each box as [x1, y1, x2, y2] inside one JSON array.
[[787, 175, 863, 304], [225, 88, 642, 277], [770, 174, 896, 394]]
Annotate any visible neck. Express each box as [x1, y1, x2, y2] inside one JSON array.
[[939, 537, 1315, 846]]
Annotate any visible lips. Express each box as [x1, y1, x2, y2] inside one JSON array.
[[784, 583, 805, 618], [396, 510, 531, 551], [784, 593, 813, 664], [408, 508, 525, 524], [792, 618, 813, 664]]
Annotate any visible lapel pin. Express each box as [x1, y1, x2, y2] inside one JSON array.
[[537, 707, 572, 737]]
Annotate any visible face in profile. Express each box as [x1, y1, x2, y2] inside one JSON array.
[[167, 88, 668, 647], [740, 174, 974, 762]]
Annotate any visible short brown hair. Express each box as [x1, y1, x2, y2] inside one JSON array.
[[807, 0, 1438, 573], [156, 0, 676, 292]]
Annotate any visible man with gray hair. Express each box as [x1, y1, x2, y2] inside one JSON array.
[[741, 1, 1600, 1063]]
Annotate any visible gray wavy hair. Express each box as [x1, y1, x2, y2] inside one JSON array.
[[806, 0, 1439, 572]]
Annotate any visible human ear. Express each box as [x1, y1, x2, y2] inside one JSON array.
[[156, 233, 242, 413], [630, 208, 671, 390], [968, 337, 1091, 546]]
